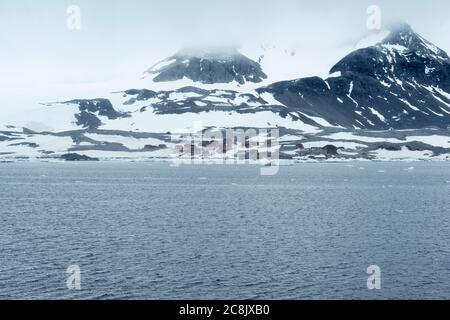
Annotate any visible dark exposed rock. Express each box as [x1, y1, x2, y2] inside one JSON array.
[[322, 145, 343, 156], [8, 142, 39, 148], [63, 99, 130, 130], [26, 24, 450, 137], [75, 111, 102, 130], [147, 48, 267, 85], [143, 144, 167, 151], [124, 89, 158, 101], [65, 99, 124, 119], [101, 25, 449, 131], [39, 150, 54, 155], [374, 143, 402, 151], [405, 141, 430, 151], [257, 24, 450, 130], [61, 153, 99, 161]]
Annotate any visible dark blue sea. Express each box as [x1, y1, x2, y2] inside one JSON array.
[[1, 162, 450, 299]]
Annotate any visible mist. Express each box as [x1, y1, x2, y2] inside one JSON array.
[[1, 0, 450, 117]]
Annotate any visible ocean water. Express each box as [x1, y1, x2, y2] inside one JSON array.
[[0, 161, 450, 300]]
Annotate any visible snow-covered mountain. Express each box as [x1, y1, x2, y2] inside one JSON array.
[[116, 23, 450, 132], [145, 48, 267, 85], [1, 23, 450, 162], [260, 23, 450, 130]]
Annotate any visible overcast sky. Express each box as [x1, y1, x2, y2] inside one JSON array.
[[1, 0, 450, 117]]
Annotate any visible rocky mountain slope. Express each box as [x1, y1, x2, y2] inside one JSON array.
[[259, 24, 450, 130], [1, 23, 450, 162], [145, 48, 268, 85]]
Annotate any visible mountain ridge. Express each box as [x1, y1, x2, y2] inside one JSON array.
[[259, 23, 450, 130], [26, 24, 450, 135], [144, 47, 268, 85], [2, 23, 450, 164]]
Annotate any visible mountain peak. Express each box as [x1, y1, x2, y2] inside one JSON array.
[[381, 22, 449, 60], [382, 22, 418, 46], [145, 47, 267, 85]]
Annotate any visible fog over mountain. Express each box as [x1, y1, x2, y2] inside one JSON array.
[[2, 18, 450, 163], [2, 0, 450, 118]]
